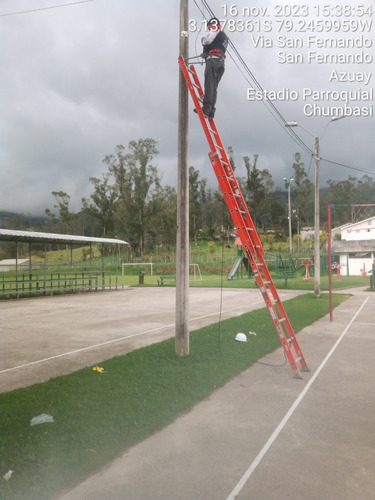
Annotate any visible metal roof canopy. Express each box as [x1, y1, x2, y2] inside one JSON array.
[[0, 229, 128, 246], [0, 229, 129, 296]]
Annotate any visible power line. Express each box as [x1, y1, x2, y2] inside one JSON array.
[[196, 0, 313, 157], [194, 0, 372, 178], [321, 158, 375, 178], [0, 0, 94, 17]]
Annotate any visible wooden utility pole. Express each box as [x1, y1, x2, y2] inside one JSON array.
[[314, 136, 320, 298], [175, 0, 190, 356]]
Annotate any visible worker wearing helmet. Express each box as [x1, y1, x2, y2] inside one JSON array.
[[200, 17, 228, 119]]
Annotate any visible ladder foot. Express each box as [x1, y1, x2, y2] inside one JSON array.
[[292, 369, 303, 380]]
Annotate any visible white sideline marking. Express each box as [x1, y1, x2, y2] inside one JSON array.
[[0, 325, 175, 374], [0, 300, 264, 375], [226, 295, 369, 500]]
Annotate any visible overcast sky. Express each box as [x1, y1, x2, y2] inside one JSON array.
[[1, 0, 374, 215]]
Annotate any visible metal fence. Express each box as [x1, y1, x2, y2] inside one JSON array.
[[0, 271, 121, 299]]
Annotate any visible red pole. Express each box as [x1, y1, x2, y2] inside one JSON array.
[[328, 204, 333, 322]]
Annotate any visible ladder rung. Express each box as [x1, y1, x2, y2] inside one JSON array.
[[208, 127, 218, 135], [279, 317, 287, 322]]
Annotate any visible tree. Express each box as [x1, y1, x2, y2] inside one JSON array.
[[82, 173, 118, 237], [227, 145, 236, 172], [189, 166, 207, 244], [291, 153, 314, 227], [45, 191, 76, 234], [354, 175, 375, 205], [102, 139, 161, 256], [326, 176, 357, 225], [149, 185, 177, 251], [241, 154, 273, 230]]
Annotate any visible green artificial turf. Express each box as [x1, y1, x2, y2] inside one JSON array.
[[0, 293, 349, 500]]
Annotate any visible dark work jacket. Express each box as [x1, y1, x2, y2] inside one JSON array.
[[202, 31, 228, 57]]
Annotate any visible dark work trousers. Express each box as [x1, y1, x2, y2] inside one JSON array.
[[202, 57, 225, 118]]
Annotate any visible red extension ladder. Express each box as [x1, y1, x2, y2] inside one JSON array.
[[179, 56, 309, 378]]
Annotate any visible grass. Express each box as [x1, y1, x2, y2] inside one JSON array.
[[0, 292, 350, 500], [0, 270, 371, 300], [120, 273, 370, 291]]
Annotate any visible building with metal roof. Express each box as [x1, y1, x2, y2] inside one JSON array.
[[0, 228, 128, 246], [0, 229, 129, 298]]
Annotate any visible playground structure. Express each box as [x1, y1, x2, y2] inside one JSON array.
[[226, 244, 343, 287], [227, 238, 251, 280], [227, 239, 299, 282]]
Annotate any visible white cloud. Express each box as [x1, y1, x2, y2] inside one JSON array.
[[1, 0, 374, 215]]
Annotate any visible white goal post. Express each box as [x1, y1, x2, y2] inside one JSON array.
[[190, 264, 202, 281]]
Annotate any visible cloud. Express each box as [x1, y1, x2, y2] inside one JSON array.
[[1, 0, 374, 215]]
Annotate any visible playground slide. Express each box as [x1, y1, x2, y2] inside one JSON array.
[[227, 256, 243, 280]]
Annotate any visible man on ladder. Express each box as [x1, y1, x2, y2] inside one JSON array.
[[200, 17, 228, 119]]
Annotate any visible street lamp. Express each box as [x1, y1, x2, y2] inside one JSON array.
[[283, 177, 294, 255], [285, 121, 320, 297], [285, 117, 345, 298]]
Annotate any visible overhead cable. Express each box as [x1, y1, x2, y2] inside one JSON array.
[[0, 0, 94, 17]]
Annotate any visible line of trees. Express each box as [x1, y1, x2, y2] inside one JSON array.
[[3, 138, 375, 257]]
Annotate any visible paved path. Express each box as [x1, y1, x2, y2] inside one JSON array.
[[2, 287, 374, 499], [0, 287, 303, 392], [59, 288, 375, 500]]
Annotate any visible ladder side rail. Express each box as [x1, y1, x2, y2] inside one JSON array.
[[209, 153, 264, 258], [206, 124, 265, 253], [188, 64, 205, 100], [209, 155, 260, 247], [253, 252, 308, 371], [178, 57, 213, 142], [262, 279, 308, 369], [210, 156, 281, 316], [220, 180, 263, 251], [209, 145, 264, 253], [246, 248, 303, 376], [179, 58, 225, 157], [210, 143, 306, 377], [241, 238, 303, 377]]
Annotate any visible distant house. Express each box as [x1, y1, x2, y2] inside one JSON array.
[[300, 227, 315, 241], [0, 259, 38, 272], [332, 216, 375, 276]]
